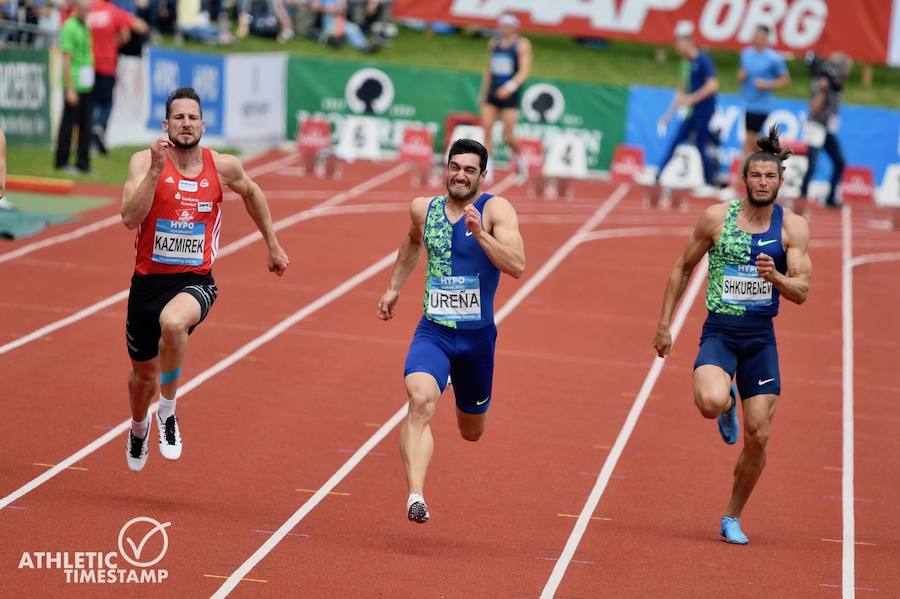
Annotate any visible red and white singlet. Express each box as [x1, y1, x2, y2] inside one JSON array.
[[134, 148, 223, 275]]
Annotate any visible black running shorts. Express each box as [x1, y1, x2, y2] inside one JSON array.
[[126, 272, 218, 362]]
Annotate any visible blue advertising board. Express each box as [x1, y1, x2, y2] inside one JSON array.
[[626, 85, 900, 186], [147, 47, 225, 137]]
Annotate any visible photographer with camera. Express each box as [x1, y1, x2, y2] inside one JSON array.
[[799, 52, 852, 209]]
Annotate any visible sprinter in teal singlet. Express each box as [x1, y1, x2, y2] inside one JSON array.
[[378, 139, 526, 524], [653, 127, 812, 544]]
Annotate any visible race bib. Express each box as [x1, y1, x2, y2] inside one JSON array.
[[427, 275, 482, 322], [152, 219, 206, 266], [78, 66, 95, 89], [802, 120, 826, 148], [721, 265, 772, 306], [490, 55, 515, 77]]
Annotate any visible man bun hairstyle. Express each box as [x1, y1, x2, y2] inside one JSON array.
[[743, 125, 792, 177]]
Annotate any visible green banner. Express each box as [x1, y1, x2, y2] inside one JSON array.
[[0, 47, 52, 145], [285, 56, 627, 171]]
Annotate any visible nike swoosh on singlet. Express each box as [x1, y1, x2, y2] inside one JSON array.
[[475, 396, 490, 406], [758, 378, 775, 385], [465, 230, 473, 237], [757, 239, 778, 246]]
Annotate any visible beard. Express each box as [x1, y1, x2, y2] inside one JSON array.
[[169, 130, 201, 149], [745, 183, 779, 207], [446, 177, 480, 202]]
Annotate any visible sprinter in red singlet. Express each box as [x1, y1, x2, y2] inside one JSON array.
[[120, 87, 289, 472]]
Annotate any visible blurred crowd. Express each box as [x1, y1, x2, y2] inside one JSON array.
[[0, 0, 397, 51]]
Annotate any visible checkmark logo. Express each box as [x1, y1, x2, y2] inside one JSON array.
[[757, 239, 777, 246], [758, 378, 775, 386], [475, 396, 490, 406], [117, 516, 171, 568], [465, 230, 473, 237]]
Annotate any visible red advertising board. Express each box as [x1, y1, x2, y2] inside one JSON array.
[[394, 0, 900, 65]]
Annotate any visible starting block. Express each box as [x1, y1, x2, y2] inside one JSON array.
[[335, 116, 382, 163], [296, 117, 334, 177], [399, 126, 436, 187], [543, 133, 587, 200], [877, 163, 900, 230], [516, 137, 545, 197], [656, 145, 704, 209]]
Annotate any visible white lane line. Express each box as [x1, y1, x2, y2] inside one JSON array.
[[841, 206, 855, 599], [0, 153, 299, 266], [0, 163, 410, 356], [848, 252, 900, 268], [0, 251, 399, 511], [579, 226, 693, 243], [540, 256, 708, 599], [210, 182, 629, 599], [0, 215, 122, 265]]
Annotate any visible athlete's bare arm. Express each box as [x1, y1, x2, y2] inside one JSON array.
[[466, 196, 525, 278], [654, 203, 724, 357], [121, 138, 171, 229], [214, 152, 289, 276], [478, 39, 495, 103], [756, 210, 811, 304], [377, 196, 429, 321]]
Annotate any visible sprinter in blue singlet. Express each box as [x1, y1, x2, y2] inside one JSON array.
[[377, 139, 526, 524], [654, 127, 812, 545], [479, 13, 532, 181]]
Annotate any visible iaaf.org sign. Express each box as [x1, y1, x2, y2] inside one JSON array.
[[17, 516, 170, 584], [394, 0, 898, 64]]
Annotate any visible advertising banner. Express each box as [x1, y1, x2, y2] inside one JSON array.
[[0, 47, 52, 145], [224, 53, 287, 146], [626, 85, 900, 187], [394, 0, 900, 66], [147, 47, 224, 136], [285, 56, 627, 170]]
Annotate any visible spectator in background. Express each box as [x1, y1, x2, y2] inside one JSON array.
[[738, 25, 790, 158], [87, 0, 148, 154], [799, 52, 851, 209], [315, 0, 374, 52], [235, 0, 292, 41], [55, 0, 94, 175], [347, 0, 393, 44], [287, 0, 318, 39], [479, 13, 532, 183], [175, 0, 232, 44], [656, 22, 718, 188]]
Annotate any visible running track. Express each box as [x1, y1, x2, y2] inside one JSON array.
[[1, 152, 898, 598]]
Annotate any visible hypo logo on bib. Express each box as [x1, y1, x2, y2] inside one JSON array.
[[427, 275, 481, 321], [152, 219, 206, 266], [722, 264, 772, 306]]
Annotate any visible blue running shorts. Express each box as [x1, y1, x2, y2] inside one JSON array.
[[404, 316, 498, 414], [693, 313, 781, 399]]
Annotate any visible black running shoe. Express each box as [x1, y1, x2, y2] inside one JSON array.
[[408, 501, 430, 524]]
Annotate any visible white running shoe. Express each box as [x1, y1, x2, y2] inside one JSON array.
[[157, 412, 183, 460], [125, 431, 149, 472]]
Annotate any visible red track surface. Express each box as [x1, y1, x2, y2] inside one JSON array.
[[1, 154, 898, 598]]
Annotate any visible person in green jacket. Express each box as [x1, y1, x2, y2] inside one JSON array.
[[54, 0, 94, 174]]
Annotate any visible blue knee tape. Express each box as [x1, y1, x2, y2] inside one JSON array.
[[160, 368, 181, 385]]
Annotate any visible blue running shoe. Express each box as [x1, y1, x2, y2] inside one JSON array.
[[720, 515, 749, 544], [717, 384, 739, 445]]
